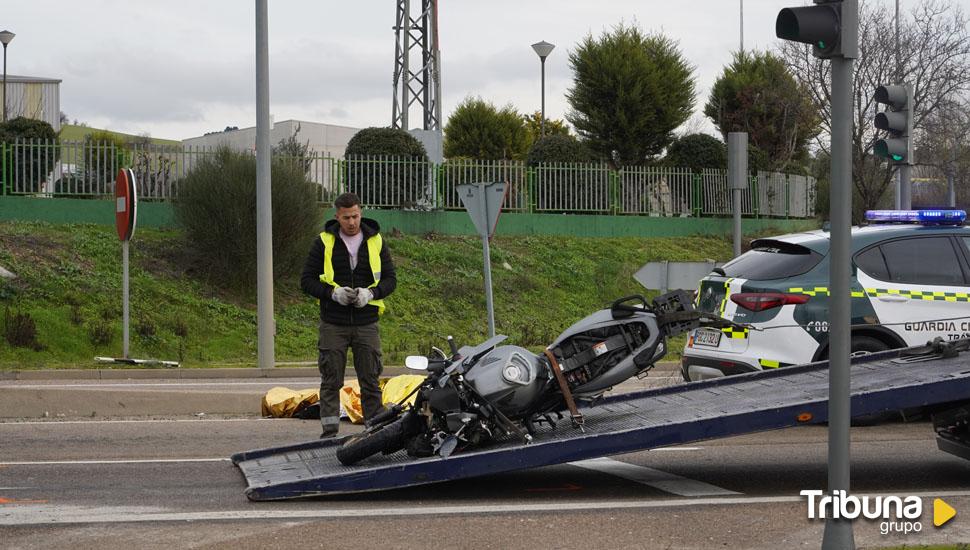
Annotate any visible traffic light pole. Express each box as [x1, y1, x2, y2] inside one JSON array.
[[823, 47, 855, 550], [775, 2, 857, 546], [899, 164, 912, 210], [899, 83, 913, 210]]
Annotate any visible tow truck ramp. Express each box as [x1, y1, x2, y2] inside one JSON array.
[[233, 347, 970, 500]]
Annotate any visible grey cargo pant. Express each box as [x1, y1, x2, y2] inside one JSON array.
[[317, 320, 384, 436]]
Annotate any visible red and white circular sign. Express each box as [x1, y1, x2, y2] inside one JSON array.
[[115, 168, 137, 241]]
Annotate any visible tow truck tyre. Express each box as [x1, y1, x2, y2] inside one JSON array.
[[336, 416, 410, 466]]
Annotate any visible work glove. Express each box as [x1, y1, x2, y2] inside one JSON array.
[[331, 286, 357, 306], [353, 288, 374, 308]]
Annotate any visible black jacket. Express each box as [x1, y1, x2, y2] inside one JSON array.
[[300, 217, 397, 326]]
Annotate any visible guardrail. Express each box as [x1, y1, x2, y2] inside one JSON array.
[[0, 140, 816, 218]]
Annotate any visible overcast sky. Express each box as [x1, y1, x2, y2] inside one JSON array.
[[4, 0, 964, 141]]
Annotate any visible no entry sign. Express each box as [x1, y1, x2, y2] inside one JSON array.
[[115, 168, 137, 241]]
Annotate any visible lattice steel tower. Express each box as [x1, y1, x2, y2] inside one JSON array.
[[392, 0, 442, 131]]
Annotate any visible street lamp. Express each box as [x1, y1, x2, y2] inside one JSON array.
[[531, 40, 555, 138], [0, 30, 14, 123]]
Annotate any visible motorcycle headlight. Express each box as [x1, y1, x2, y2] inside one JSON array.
[[502, 353, 533, 385]]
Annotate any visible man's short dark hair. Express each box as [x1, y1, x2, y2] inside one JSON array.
[[334, 192, 361, 210]]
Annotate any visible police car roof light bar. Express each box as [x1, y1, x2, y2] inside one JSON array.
[[864, 209, 967, 225]]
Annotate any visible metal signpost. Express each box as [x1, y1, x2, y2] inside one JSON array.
[[457, 182, 507, 338], [728, 132, 748, 258], [116, 168, 137, 359], [95, 169, 178, 367]]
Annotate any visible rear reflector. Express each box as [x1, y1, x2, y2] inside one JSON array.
[[730, 292, 810, 311]]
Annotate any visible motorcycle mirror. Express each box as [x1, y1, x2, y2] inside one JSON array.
[[405, 356, 429, 371]]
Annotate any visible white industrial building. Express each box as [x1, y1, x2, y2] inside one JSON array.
[[182, 119, 359, 158], [1, 74, 62, 131]]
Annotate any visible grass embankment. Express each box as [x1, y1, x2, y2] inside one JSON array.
[[0, 221, 733, 368], [58, 124, 180, 145]]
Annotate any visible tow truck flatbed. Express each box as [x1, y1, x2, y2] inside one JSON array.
[[233, 347, 970, 500]]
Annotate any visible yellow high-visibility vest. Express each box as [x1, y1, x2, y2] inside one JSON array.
[[318, 232, 386, 315]]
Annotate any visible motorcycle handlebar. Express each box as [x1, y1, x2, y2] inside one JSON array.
[[447, 335, 459, 357]]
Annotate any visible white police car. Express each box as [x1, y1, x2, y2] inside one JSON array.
[[682, 209, 970, 381]]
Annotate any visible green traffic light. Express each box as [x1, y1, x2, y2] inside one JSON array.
[[892, 154, 904, 161], [818, 41, 826, 48]]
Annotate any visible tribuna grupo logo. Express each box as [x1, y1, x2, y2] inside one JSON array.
[[801, 490, 957, 535]]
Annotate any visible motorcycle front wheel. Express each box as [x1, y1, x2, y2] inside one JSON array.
[[336, 414, 412, 466]]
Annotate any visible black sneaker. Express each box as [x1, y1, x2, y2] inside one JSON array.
[[319, 429, 338, 439]]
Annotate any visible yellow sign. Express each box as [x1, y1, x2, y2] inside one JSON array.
[[934, 498, 956, 527]]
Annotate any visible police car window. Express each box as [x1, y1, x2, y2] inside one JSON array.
[[720, 242, 822, 280], [854, 247, 890, 280], [880, 237, 965, 285]]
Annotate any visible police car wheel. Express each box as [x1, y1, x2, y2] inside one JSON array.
[[850, 335, 890, 355]]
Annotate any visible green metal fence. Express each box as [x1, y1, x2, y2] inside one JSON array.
[[0, 140, 817, 218]]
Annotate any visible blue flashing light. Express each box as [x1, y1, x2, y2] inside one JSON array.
[[865, 209, 967, 225]]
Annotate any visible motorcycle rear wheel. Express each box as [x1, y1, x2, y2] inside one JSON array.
[[336, 415, 410, 466]]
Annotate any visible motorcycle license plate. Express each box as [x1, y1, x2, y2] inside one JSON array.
[[693, 329, 722, 348]]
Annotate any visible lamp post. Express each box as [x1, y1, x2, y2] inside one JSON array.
[[531, 40, 555, 137], [0, 30, 14, 123]]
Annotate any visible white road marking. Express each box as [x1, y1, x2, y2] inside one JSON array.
[[650, 447, 702, 452], [569, 457, 740, 496], [0, 487, 35, 490], [0, 418, 274, 426], [4, 491, 970, 526], [0, 458, 231, 466], [4, 382, 313, 388]]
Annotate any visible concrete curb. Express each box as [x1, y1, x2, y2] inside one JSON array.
[[0, 367, 320, 381]]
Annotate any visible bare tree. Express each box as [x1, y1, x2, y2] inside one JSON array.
[[917, 95, 970, 205], [778, 0, 970, 215]]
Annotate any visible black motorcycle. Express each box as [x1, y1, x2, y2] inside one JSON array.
[[337, 291, 727, 466]]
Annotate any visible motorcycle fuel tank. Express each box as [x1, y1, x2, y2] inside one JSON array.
[[465, 345, 548, 417]]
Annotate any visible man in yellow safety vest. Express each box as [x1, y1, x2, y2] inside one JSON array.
[[300, 192, 397, 438]]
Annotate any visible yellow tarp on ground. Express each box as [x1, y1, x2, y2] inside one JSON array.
[[339, 374, 425, 423], [262, 374, 426, 424], [260, 387, 318, 417]]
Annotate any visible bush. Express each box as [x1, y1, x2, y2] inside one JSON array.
[[4, 308, 43, 351], [444, 97, 529, 161], [88, 320, 114, 346], [526, 135, 594, 166], [344, 127, 430, 208], [136, 317, 157, 338], [0, 117, 59, 194], [173, 147, 322, 291], [346, 127, 427, 158], [0, 116, 57, 143], [664, 134, 726, 173]]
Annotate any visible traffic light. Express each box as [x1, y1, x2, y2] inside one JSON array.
[[873, 84, 913, 164], [776, 0, 855, 59]]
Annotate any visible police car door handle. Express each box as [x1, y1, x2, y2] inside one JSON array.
[[877, 294, 909, 303]]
